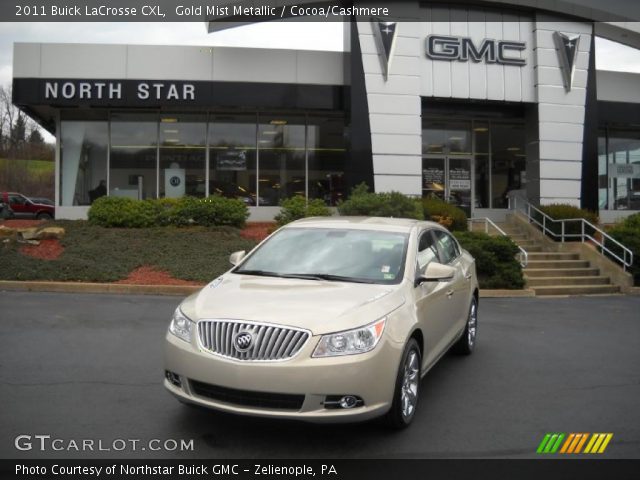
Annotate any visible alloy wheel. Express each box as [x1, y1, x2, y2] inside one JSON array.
[[401, 349, 419, 420]]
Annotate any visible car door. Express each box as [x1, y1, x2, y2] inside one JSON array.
[[7, 194, 30, 218], [413, 229, 457, 370], [433, 230, 471, 342]]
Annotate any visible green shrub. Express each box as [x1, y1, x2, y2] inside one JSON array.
[[274, 196, 332, 227], [88, 197, 159, 228], [88, 195, 248, 228], [454, 231, 525, 289], [203, 196, 250, 227], [423, 198, 468, 231], [607, 213, 640, 285], [538, 204, 599, 239], [337, 183, 423, 220]]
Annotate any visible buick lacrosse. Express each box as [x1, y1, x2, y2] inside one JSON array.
[[164, 217, 478, 427]]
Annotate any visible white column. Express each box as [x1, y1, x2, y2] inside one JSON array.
[[533, 15, 592, 206], [357, 19, 423, 196], [60, 122, 86, 206]]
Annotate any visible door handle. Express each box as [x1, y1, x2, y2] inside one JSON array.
[[464, 272, 472, 280], [446, 289, 454, 298]]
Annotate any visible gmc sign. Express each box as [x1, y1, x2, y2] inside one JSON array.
[[426, 35, 526, 66]]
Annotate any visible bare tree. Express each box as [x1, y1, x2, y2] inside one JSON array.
[[0, 85, 21, 155], [0, 85, 7, 153]]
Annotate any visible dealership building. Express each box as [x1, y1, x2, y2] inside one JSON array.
[[11, 1, 640, 222]]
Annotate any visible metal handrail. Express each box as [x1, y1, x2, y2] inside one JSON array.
[[508, 194, 633, 272], [467, 217, 528, 268]]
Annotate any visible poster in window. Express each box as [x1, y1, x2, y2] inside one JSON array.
[[217, 150, 247, 171], [449, 167, 471, 191]]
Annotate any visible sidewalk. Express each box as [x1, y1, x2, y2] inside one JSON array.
[[0, 280, 535, 298]]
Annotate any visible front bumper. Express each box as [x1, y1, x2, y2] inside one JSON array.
[[164, 328, 403, 423]]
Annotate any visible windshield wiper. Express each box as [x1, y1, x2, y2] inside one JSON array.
[[234, 269, 288, 278], [283, 273, 378, 284], [235, 270, 378, 284]]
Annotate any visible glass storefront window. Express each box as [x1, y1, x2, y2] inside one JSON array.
[[473, 122, 490, 209], [159, 114, 206, 198], [601, 128, 640, 210], [208, 114, 257, 205], [110, 113, 158, 200], [307, 116, 346, 206], [60, 120, 108, 206], [60, 110, 346, 208], [598, 133, 608, 209], [474, 155, 490, 209], [257, 115, 306, 206], [490, 123, 525, 208], [422, 120, 471, 155], [422, 157, 446, 200]]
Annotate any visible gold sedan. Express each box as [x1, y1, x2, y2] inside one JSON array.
[[164, 217, 478, 428]]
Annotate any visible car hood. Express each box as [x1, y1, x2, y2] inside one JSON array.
[[181, 273, 405, 335]]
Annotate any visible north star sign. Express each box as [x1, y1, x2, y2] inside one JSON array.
[[44, 81, 196, 100], [426, 35, 526, 66]]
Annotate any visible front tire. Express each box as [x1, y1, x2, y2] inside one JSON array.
[[36, 212, 52, 220], [385, 338, 421, 429], [452, 296, 478, 355]]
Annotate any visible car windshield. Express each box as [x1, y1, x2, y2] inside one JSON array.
[[234, 227, 409, 284]]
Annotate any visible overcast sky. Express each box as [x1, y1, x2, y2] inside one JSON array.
[[2, 22, 640, 87]]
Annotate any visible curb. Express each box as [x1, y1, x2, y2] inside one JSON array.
[[479, 289, 536, 298], [0, 280, 537, 298], [0, 281, 201, 296]]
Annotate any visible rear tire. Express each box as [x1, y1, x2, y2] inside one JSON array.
[[452, 296, 478, 355], [36, 212, 52, 220], [384, 338, 421, 429]]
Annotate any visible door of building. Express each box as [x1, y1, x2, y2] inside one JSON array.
[[422, 156, 473, 218]]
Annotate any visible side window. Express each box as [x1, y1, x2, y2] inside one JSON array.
[[434, 230, 459, 265], [8, 195, 25, 205], [417, 230, 439, 271]]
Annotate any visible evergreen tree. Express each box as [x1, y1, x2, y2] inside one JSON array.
[[28, 127, 44, 145], [11, 114, 26, 149]]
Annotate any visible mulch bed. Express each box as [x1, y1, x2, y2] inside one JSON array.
[[240, 222, 276, 242], [114, 266, 204, 286], [18, 238, 64, 260]]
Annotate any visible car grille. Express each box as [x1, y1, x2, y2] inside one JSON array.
[[190, 380, 305, 411], [197, 320, 310, 361]]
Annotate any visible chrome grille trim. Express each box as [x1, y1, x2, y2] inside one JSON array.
[[197, 319, 311, 362]]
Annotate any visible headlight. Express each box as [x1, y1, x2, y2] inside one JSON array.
[[169, 307, 193, 343], [313, 318, 386, 357]]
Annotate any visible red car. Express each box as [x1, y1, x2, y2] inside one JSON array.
[[1, 192, 55, 220]]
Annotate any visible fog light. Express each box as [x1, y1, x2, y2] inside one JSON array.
[[165, 370, 181, 388], [323, 395, 364, 409], [339, 395, 358, 409]]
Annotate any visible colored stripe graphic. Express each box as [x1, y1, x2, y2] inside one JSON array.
[[536, 434, 552, 454], [538, 433, 614, 454], [584, 433, 613, 454], [536, 433, 565, 453]]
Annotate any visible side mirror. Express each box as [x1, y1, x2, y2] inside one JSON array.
[[229, 250, 246, 266], [416, 262, 456, 285]]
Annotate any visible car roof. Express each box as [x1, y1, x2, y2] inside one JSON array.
[[285, 216, 446, 233]]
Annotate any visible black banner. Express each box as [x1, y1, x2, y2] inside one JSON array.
[[1, 0, 639, 22], [12, 78, 344, 111], [2, 459, 640, 480]]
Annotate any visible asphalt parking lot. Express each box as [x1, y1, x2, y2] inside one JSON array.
[[1, 291, 638, 459]]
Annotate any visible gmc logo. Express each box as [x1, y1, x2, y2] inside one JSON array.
[[426, 35, 526, 66]]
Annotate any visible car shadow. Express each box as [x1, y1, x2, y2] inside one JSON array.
[[167, 351, 472, 458]]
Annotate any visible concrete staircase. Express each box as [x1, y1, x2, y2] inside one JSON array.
[[478, 221, 620, 296]]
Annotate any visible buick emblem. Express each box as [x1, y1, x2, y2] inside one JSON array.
[[233, 331, 253, 352]]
